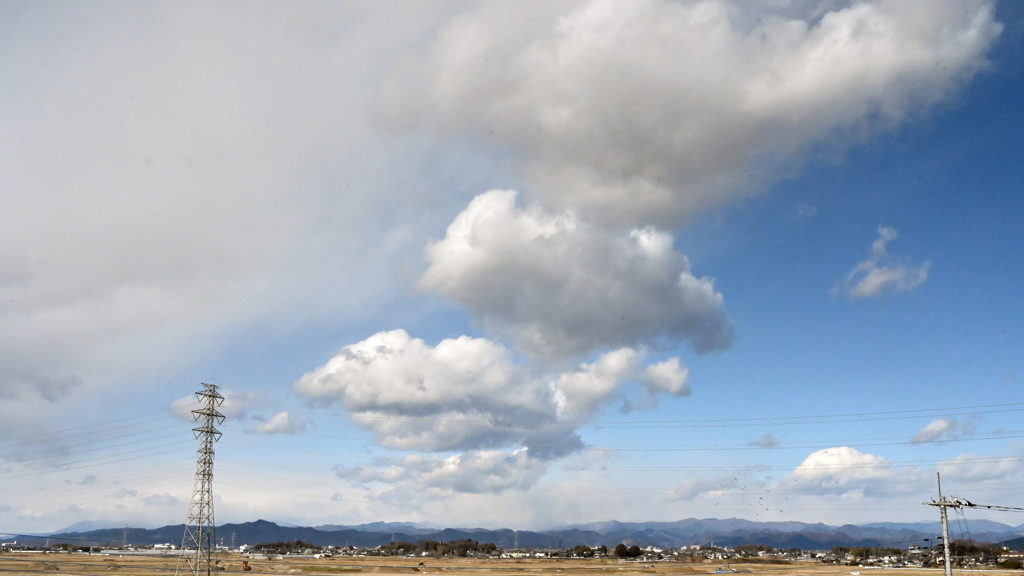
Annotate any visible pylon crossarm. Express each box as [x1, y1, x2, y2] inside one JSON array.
[[197, 384, 225, 401], [191, 407, 226, 420]]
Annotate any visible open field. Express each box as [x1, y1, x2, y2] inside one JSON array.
[[1, 554, 1016, 576]]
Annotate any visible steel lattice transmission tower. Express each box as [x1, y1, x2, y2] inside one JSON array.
[[176, 383, 225, 576]]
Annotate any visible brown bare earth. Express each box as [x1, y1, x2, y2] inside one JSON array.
[[0, 554, 983, 576]]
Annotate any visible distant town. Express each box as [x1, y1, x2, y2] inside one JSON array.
[[4, 536, 1023, 570]]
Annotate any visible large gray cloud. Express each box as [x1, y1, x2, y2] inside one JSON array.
[[0, 3, 469, 421], [381, 0, 1000, 227], [420, 190, 732, 359]]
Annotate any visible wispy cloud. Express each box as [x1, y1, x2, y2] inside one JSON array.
[[335, 449, 547, 495], [750, 433, 779, 449], [141, 493, 178, 507], [838, 226, 930, 299], [795, 203, 817, 219], [911, 417, 977, 444], [246, 412, 307, 435], [171, 389, 277, 423], [938, 452, 1024, 482]]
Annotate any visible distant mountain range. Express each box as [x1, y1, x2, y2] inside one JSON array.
[[28, 518, 1024, 551], [313, 522, 441, 535], [559, 518, 1024, 536]]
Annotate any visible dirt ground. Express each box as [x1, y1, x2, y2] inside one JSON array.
[[0, 553, 980, 576]]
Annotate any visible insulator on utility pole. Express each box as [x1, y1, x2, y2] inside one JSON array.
[[176, 383, 225, 576]]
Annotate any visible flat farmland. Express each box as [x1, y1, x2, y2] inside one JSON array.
[[0, 554, 972, 576]]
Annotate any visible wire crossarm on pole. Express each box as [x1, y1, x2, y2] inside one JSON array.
[[176, 383, 225, 576]]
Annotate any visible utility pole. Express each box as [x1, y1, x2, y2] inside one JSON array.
[[176, 383, 225, 576], [924, 473, 969, 576]]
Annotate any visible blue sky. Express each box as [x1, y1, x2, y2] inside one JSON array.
[[1, 0, 1023, 534]]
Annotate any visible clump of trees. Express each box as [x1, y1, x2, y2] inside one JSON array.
[[949, 540, 1004, 566], [569, 544, 606, 557], [412, 539, 496, 557], [831, 546, 904, 563], [381, 541, 418, 555], [254, 539, 501, 558], [829, 542, 1011, 568], [254, 540, 316, 553], [613, 544, 642, 558]]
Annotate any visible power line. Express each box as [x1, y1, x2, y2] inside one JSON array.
[[1, 429, 191, 464], [288, 429, 1024, 451], [961, 503, 1024, 513], [0, 532, 179, 548], [297, 401, 1024, 428], [560, 455, 1024, 472], [0, 458, 193, 498], [215, 456, 1024, 494], [0, 441, 195, 480], [0, 411, 179, 445]]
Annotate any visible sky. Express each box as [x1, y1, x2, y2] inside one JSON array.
[[1, 0, 1023, 535]]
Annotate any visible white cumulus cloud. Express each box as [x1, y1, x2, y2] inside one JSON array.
[[643, 358, 690, 396], [839, 226, 930, 299], [421, 190, 732, 359], [785, 446, 925, 495], [382, 0, 1000, 227], [294, 329, 688, 460]]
